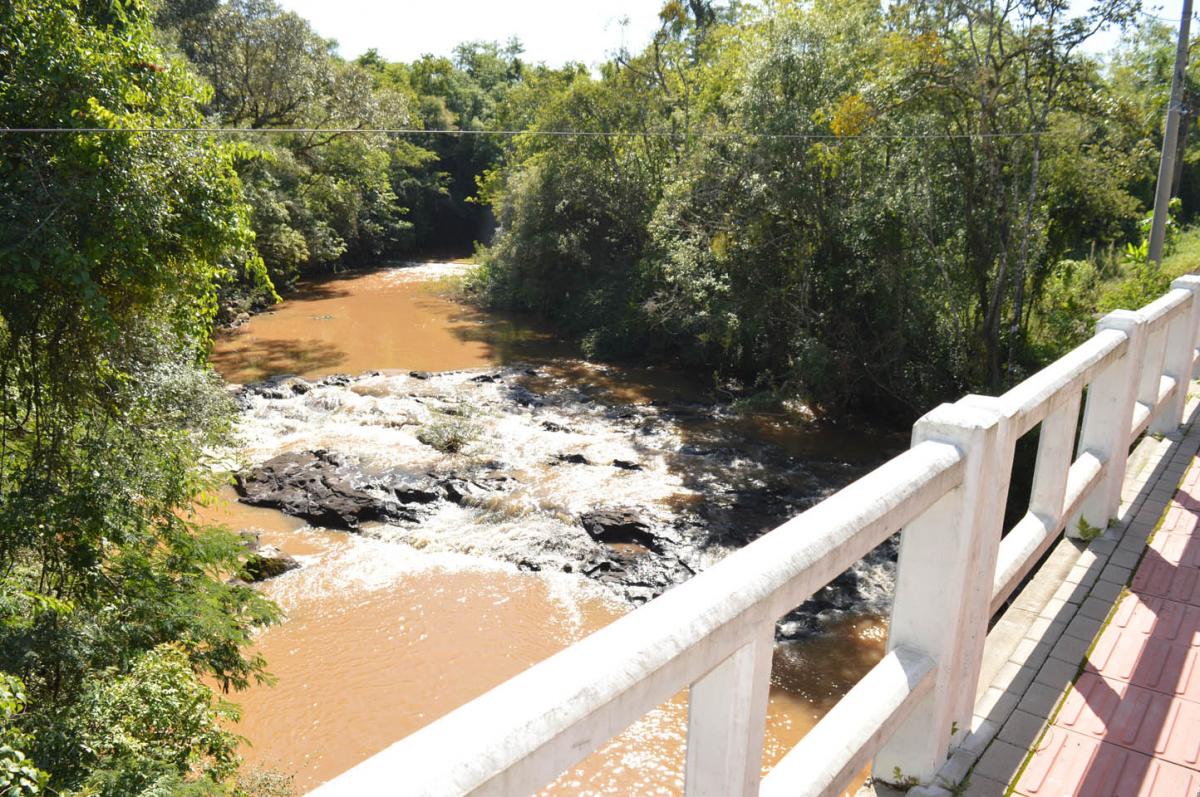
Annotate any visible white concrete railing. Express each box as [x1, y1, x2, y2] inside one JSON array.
[[308, 275, 1200, 797]]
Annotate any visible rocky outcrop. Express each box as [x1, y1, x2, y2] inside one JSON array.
[[234, 450, 420, 530], [234, 450, 521, 529], [231, 367, 895, 636], [579, 508, 660, 551], [440, 473, 510, 504]]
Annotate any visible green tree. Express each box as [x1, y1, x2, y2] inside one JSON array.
[[0, 0, 277, 791], [0, 674, 47, 797], [176, 0, 425, 289]]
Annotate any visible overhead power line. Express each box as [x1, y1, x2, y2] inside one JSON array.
[[0, 126, 1059, 141]]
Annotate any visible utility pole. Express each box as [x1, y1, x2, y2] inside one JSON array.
[[1148, 0, 1194, 265]]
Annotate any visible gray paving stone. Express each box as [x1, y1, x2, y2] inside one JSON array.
[[1018, 681, 1066, 718], [1037, 598, 1070, 622], [1048, 632, 1090, 664], [960, 773, 1008, 797], [1008, 637, 1050, 671], [1034, 655, 1079, 688], [1065, 561, 1103, 589], [1052, 581, 1087, 605], [975, 686, 1019, 725], [1113, 535, 1142, 559], [1063, 612, 1103, 642], [1111, 546, 1143, 569], [1089, 579, 1123, 604], [1079, 595, 1115, 621], [997, 709, 1047, 748], [1097, 562, 1133, 586], [1023, 616, 1066, 645], [973, 738, 1028, 783], [991, 662, 1038, 695]]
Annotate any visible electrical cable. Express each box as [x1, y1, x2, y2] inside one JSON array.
[[0, 126, 1058, 140]]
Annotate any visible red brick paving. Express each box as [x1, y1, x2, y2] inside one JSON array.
[[1018, 726, 1200, 797], [1015, 458, 1200, 796]]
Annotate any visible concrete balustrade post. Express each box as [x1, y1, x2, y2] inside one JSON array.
[[1029, 391, 1082, 525], [873, 399, 1009, 787], [1139, 320, 1169, 416], [1075, 310, 1147, 534], [1154, 276, 1200, 432], [684, 624, 775, 797]]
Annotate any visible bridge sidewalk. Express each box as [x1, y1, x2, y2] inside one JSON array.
[[969, 394, 1200, 796], [857, 393, 1200, 797]]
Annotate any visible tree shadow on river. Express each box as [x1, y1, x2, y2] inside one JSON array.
[[288, 280, 354, 302], [435, 299, 577, 365], [210, 337, 348, 384]]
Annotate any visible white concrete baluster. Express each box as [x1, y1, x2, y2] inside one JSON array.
[[1140, 320, 1169, 416], [1155, 276, 1200, 432], [873, 399, 1009, 787], [684, 624, 775, 797], [1030, 391, 1082, 525], [1075, 310, 1146, 533]]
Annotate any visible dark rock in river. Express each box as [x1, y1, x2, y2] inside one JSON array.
[[579, 509, 661, 552], [582, 545, 695, 605], [508, 384, 544, 407], [241, 545, 300, 581], [387, 483, 442, 504], [230, 368, 894, 638], [440, 473, 509, 504], [235, 449, 419, 530]]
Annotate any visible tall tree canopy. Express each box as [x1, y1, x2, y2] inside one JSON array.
[[473, 0, 1171, 413], [0, 1, 276, 793]]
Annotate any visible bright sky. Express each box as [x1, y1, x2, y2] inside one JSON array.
[[273, 0, 666, 68], [1086, 0, 1189, 55], [274, 0, 1193, 67]]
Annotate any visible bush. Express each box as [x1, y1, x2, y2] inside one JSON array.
[[417, 413, 481, 454]]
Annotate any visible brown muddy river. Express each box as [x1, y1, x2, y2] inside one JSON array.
[[206, 263, 895, 795]]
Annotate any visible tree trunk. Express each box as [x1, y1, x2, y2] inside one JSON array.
[[1007, 135, 1042, 377], [1172, 96, 1193, 197]]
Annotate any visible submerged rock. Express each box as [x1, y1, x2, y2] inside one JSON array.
[[440, 474, 508, 504], [387, 483, 442, 504]]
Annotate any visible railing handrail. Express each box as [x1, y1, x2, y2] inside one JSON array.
[[310, 441, 964, 796], [996, 327, 1127, 438], [308, 275, 1200, 797]]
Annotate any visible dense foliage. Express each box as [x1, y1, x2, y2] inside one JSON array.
[[473, 0, 1200, 414], [151, 0, 556, 310], [0, 1, 277, 793]]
